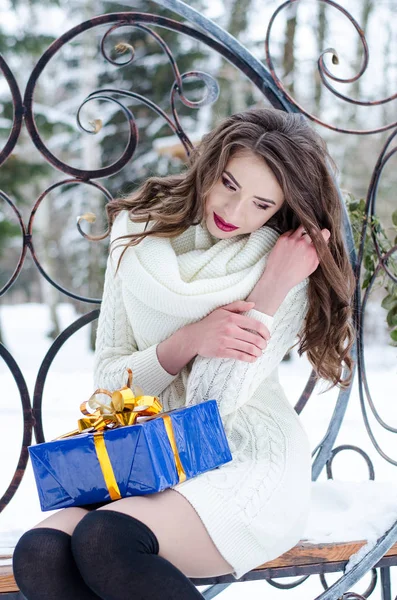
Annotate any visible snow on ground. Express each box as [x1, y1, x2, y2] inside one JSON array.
[[0, 302, 396, 598]]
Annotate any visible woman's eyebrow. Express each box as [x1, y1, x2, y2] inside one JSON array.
[[224, 170, 277, 205]]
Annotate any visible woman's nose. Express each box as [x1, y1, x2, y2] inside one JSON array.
[[224, 197, 247, 224]]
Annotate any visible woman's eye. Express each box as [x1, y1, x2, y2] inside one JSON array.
[[221, 176, 235, 191], [221, 176, 270, 210]]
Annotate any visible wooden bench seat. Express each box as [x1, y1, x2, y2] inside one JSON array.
[[2, 539, 397, 593], [0, 561, 18, 595], [253, 539, 397, 578]]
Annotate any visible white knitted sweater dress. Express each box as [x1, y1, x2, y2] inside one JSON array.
[[93, 209, 312, 580]]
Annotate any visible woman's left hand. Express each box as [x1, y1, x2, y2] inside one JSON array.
[[263, 224, 331, 291]]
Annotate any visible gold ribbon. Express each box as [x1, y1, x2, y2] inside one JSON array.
[[93, 432, 122, 500], [55, 368, 186, 500]]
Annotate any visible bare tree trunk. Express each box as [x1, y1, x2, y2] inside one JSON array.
[[210, 0, 253, 127], [314, 2, 327, 113], [381, 17, 392, 125], [80, 0, 105, 352], [25, 2, 62, 340], [350, 0, 373, 120], [282, 2, 298, 97], [338, 0, 373, 188]]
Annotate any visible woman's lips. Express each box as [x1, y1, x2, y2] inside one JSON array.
[[213, 212, 239, 231]]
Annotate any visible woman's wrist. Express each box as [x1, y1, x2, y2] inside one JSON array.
[[156, 325, 198, 376], [247, 271, 291, 316]]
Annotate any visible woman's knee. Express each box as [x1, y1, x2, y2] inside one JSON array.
[[70, 510, 159, 590], [13, 528, 72, 597]]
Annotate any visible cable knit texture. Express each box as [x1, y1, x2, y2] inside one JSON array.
[[93, 210, 312, 580]]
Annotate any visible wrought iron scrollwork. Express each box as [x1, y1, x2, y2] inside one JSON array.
[[264, 0, 397, 135], [0, 55, 23, 166], [0, 2, 396, 599]]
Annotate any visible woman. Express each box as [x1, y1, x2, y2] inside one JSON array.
[[13, 107, 355, 599]]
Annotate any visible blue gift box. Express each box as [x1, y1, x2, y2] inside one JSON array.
[[28, 400, 233, 511]]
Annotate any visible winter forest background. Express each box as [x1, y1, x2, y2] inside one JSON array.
[[1, 0, 396, 346], [1, 0, 397, 597]]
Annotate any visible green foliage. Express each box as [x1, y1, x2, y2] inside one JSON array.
[[0, 3, 58, 261], [6, 33, 56, 57], [345, 192, 397, 346], [96, 0, 210, 196], [0, 219, 20, 253]]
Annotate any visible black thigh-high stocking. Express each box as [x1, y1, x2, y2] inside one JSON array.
[[71, 509, 204, 600], [12, 528, 101, 599]]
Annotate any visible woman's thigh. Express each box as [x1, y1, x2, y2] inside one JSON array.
[[31, 506, 90, 534], [28, 489, 234, 578], [98, 488, 234, 578]]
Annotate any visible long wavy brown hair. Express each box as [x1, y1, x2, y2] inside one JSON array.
[[105, 107, 356, 391]]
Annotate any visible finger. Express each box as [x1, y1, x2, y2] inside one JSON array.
[[239, 316, 270, 341], [281, 229, 295, 238], [299, 227, 313, 244], [224, 300, 255, 310], [290, 224, 306, 239], [321, 228, 331, 243]]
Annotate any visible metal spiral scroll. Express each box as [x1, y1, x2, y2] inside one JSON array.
[[0, 2, 396, 599], [264, 0, 397, 135], [0, 10, 263, 515], [22, 12, 249, 177], [354, 129, 397, 465], [0, 55, 23, 166]]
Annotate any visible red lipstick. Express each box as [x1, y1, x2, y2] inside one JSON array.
[[213, 212, 239, 232]]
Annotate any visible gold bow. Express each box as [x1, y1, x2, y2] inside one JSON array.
[[55, 368, 186, 500]]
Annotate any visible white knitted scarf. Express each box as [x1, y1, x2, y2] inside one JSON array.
[[110, 210, 280, 320]]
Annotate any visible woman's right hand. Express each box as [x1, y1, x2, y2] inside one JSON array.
[[188, 300, 271, 362]]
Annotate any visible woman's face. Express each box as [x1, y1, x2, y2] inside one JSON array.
[[204, 149, 285, 238]]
